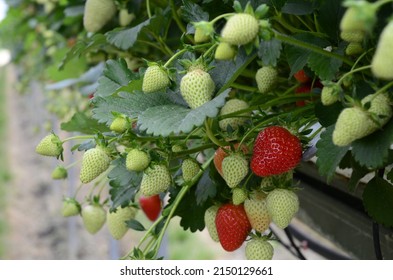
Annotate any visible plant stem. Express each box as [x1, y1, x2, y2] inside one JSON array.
[[231, 82, 258, 92], [337, 65, 372, 85], [204, 119, 228, 147], [61, 135, 95, 143], [146, 0, 152, 18], [274, 32, 353, 66]]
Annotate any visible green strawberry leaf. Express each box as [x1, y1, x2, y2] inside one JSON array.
[[258, 38, 282, 67], [138, 89, 230, 136], [347, 157, 371, 192], [106, 18, 152, 50], [195, 166, 217, 205], [92, 91, 173, 125], [387, 168, 393, 184], [95, 59, 138, 98], [363, 176, 393, 228], [108, 157, 142, 209], [317, 0, 345, 43], [281, 1, 317, 15], [351, 119, 393, 169], [126, 219, 146, 231], [316, 125, 350, 182], [61, 112, 110, 134], [307, 46, 343, 81], [60, 34, 108, 70], [181, 0, 209, 22], [314, 101, 343, 127], [169, 186, 212, 232]]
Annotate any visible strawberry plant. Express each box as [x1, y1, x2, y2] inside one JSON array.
[[3, 0, 393, 259]]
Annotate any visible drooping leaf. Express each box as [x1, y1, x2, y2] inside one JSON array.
[[314, 101, 343, 128], [317, 0, 345, 43], [92, 91, 173, 125], [106, 18, 152, 50], [316, 125, 350, 182], [126, 219, 146, 231], [168, 186, 212, 232], [61, 112, 110, 134], [138, 89, 231, 136], [363, 176, 393, 228], [195, 166, 217, 205], [181, 0, 209, 22], [108, 157, 143, 209], [258, 38, 282, 67], [351, 119, 393, 169], [95, 59, 138, 98]]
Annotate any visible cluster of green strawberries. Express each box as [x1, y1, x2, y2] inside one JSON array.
[[35, 0, 393, 260]]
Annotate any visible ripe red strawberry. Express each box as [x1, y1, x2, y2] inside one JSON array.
[[294, 69, 310, 84], [139, 194, 162, 221], [295, 85, 311, 107], [107, 205, 138, 240], [221, 13, 259, 46], [250, 126, 302, 177], [215, 203, 251, 252], [81, 203, 107, 234], [139, 164, 171, 196], [216, 203, 251, 252], [214, 144, 248, 177], [266, 188, 299, 229], [222, 154, 249, 188], [244, 192, 271, 233], [245, 238, 274, 260], [204, 205, 220, 242], [180, 68, 215, 109]]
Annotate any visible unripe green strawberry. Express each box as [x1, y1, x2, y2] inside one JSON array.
[[371, 21, 393, 80], [266, 189, 299, 229], [221, 13, 259, 46], [140, 164, 172, 196], [244, 192, 271, 233], [126, 149, 150, 172], [35, 133, 63, 157], [340, 6, 367, 33], [340, 30, 364, 43], [245, 238, 274, 260], [171, 144, 186, 153], [219, 99, 250, 131], [321, 82, 340, 106], [81, 203, 106, 234], [142, 65, 170, 93], [204, 205, 220, 242], [260, 171, 293, 191], [51, 165, 68, 180], [215, 42, 237, 60], [232, 187, 247, 205], [333, 93, 392, 146], [194, 26, 210, 43], [107, 205, 138, 240], [80, 147, 111, 184], [180, 69, 215, 109], [119, 9, 135, 27], [110, 116, 129, 133], [61, 198, 81, 217], [345, 42, 363, 56], [255, 66, 278, 94], [83, 0, 116, 33], [181, 158, 200, 182], [222, 154, 249, 188]]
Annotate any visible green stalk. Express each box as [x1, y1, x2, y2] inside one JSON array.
[[274, 32, 353, 66]]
